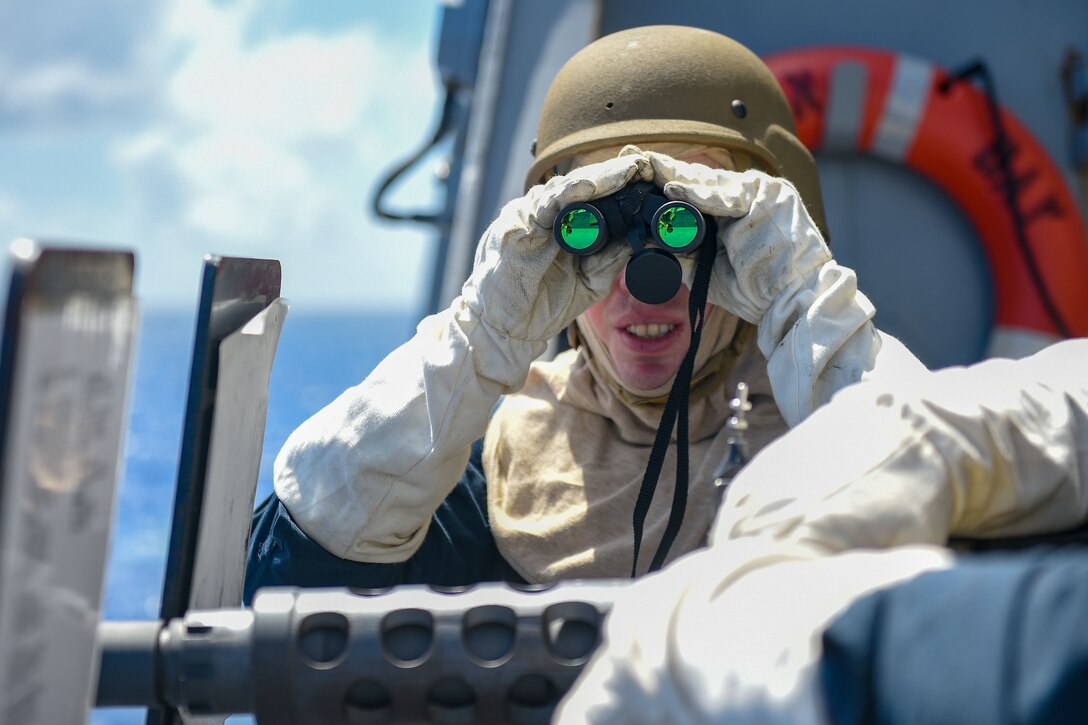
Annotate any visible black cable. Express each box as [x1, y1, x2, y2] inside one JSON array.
[[647, 231, 717, 573], [939, 60, 1073, 339], [371, 90, 458, 224], [630, 221, 718, 577]]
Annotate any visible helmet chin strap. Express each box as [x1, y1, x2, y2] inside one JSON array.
[[630, 217, 719, 577]]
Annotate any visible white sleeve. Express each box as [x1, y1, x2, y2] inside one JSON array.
[[760, 259, 929, 427], [270, 153, 655, 563], [560, 339, 1088, 724], [273, 299, 542, 562], [718, 337, 1088, 549], [557, 543, 952, 724]]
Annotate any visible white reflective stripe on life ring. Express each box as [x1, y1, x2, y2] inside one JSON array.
[[871, 55, 934, 162], [822, 61, 868, 152]]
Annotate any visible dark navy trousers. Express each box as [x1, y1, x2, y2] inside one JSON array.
[[243, 440, 522, 604]]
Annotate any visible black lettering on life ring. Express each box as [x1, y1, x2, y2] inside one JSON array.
[[782, 71, 822, 121], [972, 139, 1067, 226], [1023, 195, 1065, 225]]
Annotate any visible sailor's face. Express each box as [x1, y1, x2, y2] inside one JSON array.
[[582, 149, 728, 391], [583, 274, 696, 391]]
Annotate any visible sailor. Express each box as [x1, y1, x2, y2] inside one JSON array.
[[244, 25, 924, 598]]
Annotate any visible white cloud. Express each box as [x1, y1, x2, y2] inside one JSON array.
[[0, 58, 135, 116], [113, 129, 171, 165], [176, 131, 315, 241], [170, 31, 379, 140], [0, 2, 169, 125], [0, 0, 442, 310], [0, 194, 18, 224], [105, 0, 441, 308]]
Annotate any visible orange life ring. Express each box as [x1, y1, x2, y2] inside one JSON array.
[[764, 47, 1088, 357]]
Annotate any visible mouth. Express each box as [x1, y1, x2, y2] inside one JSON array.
[[623, 323, 677, 339], [617, 321, 686, 351]]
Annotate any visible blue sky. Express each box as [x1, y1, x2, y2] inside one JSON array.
[[0, 0, 444, 311]]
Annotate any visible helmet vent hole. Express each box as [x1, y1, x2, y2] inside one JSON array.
[[605, 101, 614, 109], [731, 99, 747, 118]]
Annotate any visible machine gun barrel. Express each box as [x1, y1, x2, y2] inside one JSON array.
[[97, 581, 623, 724]]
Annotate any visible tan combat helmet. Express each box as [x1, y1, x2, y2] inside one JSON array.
[[526, 25, 829, 239]]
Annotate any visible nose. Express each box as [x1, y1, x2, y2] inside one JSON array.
[[617, 267, 632, 296]]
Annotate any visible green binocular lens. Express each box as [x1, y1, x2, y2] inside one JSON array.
[[651, 202, 705, 253], [553, 203, 608, 255]]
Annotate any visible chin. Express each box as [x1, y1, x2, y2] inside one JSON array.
[[618, 366, 677, 391]]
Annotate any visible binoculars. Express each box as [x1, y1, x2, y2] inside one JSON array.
[[552, 182, 710, 304]]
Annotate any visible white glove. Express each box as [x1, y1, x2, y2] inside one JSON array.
[[463, 153, 652, 343], [642, 151, 926, 425], [275, 154, 650, 561]]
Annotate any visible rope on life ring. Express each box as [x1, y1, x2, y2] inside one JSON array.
[[765, 47, 1088, 358]]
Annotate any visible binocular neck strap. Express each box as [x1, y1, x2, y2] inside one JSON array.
[[630, 219, 718, 577]]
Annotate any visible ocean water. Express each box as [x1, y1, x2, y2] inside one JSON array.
[[93, 306, 416, 724]]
